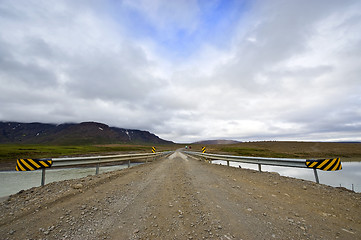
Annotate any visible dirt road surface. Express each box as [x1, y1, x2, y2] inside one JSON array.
[[1, 151, 360, 239]]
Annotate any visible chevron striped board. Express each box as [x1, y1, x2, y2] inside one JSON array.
[[16, 159, 53, 171], [202, 147, 206, 153], [305, 158, 342, 171]]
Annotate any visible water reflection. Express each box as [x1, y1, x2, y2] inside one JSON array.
[[212, 160, 361, 193]]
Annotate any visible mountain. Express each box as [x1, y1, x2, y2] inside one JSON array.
[[193, 140, 240, 145], [0, 121, 173, 145]]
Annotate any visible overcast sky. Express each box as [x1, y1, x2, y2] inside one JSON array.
[[0, 0, 360, 143]]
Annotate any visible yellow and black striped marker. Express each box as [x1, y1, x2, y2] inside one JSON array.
[[305, 158, 342, 171], [202, 147, 206, 153], [16, 159, 53, 171], [152, 147, 156, 153]]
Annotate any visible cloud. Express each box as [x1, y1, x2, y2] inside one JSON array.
[[0, 0, 360, 143]]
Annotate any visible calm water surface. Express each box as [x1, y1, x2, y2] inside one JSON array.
[[0, 163, 142, 198], [212, 160, 361, 192], [1, 161, 360, 198]]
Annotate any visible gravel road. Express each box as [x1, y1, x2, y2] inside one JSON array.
[[1, 151, 360, 239]]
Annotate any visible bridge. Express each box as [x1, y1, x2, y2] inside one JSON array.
[[1, 151, 360, 239]]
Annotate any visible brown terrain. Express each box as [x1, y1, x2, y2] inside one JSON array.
[[1, 151, 360, 239], [206, 141, 361, 161]]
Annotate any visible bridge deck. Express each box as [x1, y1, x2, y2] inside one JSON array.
[[1, 151, 360, 239]]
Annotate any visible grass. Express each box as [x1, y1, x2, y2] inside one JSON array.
[[216, 146, 297, 158], [0, 144, 171, 163], [202, 142, 361, 162], [2, 142, 360, 164]]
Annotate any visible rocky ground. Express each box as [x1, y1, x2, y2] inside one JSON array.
[[0, 151, 360, 239]]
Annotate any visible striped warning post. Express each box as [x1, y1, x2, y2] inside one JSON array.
[[16, 159, 53, 171], [152, 147, 156, 153], [305, 158, 342, 171], [202, 147, 206, 153]]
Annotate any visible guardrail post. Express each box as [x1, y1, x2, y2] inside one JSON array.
[[227, 160, 229, 166], [96, 162, 100, 175], [313, 169, 319, 184], [128, 160, 130, 168], [41, 168, 46, 186], [258, 164, 262, 172]]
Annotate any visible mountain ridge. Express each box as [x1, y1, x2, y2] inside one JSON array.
[[0, 121, 173, 145]]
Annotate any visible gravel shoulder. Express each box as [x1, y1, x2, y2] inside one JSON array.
[[1, 151, 360, 239]]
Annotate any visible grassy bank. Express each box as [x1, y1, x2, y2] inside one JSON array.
[[190, 141, 361, 162], [2, 141, 360, 165], [0, 144, 177, 163]]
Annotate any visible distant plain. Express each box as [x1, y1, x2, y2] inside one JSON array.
[[1, 141, 360, 171], [0, 144, 178, 170], [192, 141, 361, 161]]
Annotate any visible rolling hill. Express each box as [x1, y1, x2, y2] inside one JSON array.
[[193, 140, 240, 145]]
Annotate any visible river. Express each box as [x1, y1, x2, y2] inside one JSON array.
[[0, 163, 142, 198], [212, 160, 361, 192], [0, 161, 360, 198]]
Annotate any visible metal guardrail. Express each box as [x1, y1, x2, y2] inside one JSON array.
[[52, 152, 168, 167], [184, 151, 331, 184], [38, 151, 173, 186]]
